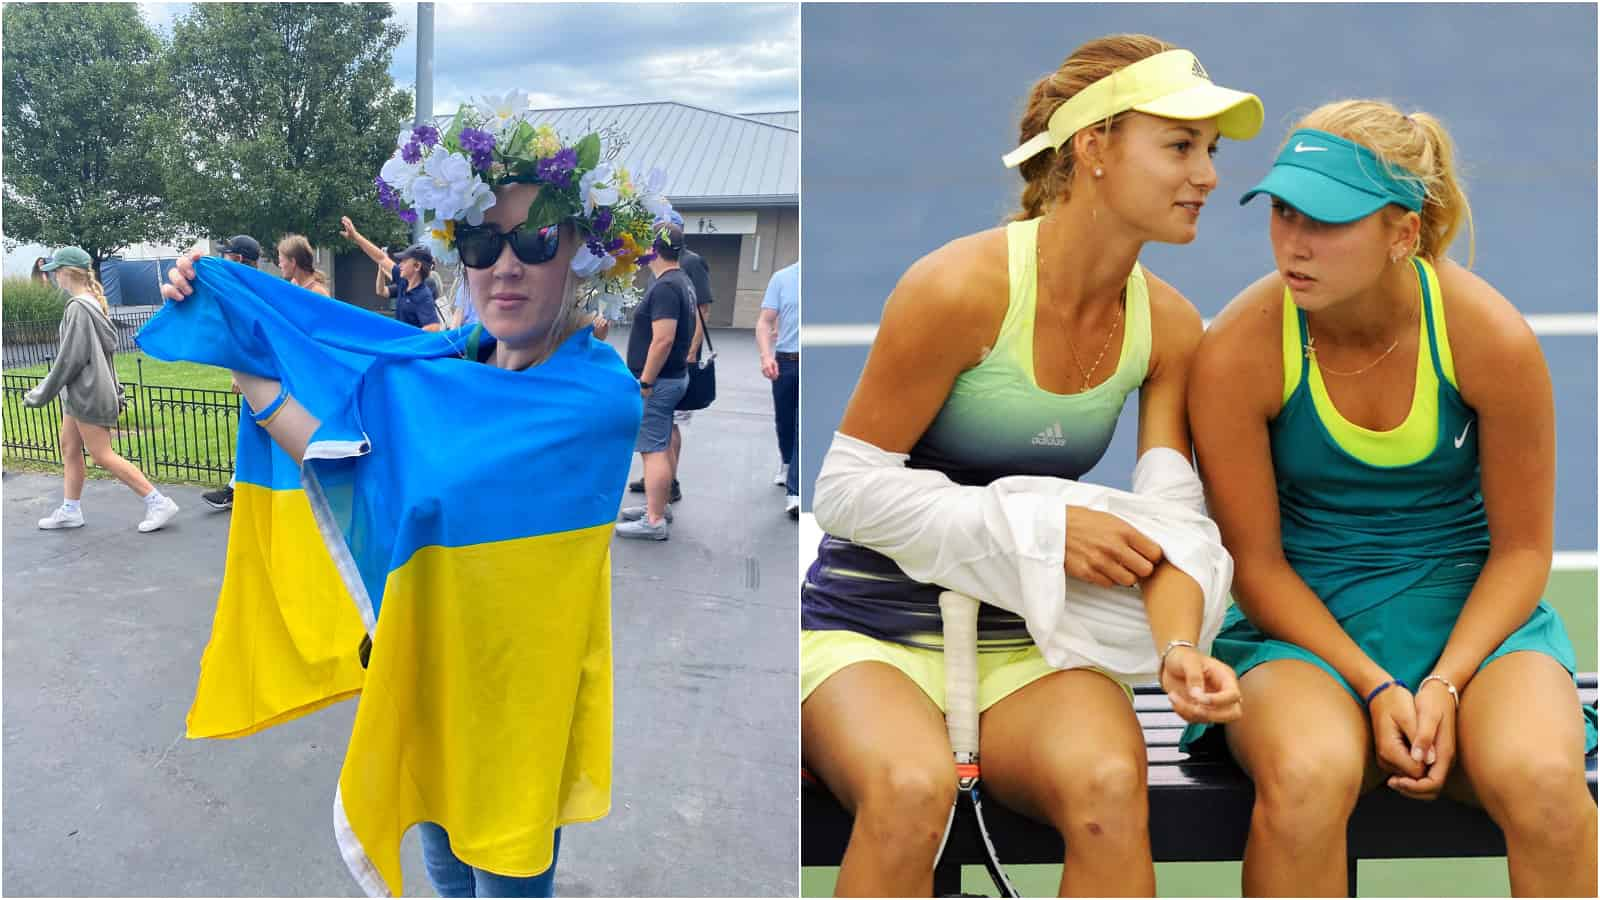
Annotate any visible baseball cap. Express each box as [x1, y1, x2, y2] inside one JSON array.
[[1239, 128, 1427, 224], [654, 209, 685, 228], [1003, 49, 1263, 169], [38, 246, 93, 271], [217, 235, 262, 261], [397, 244, 435, 267], [652, 223, 685, 254]]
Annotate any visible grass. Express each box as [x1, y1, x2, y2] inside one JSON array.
[[3, 353, 238, 486], [802, 569, 1599, 897]]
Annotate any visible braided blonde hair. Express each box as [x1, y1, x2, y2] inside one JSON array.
[[56, 265, 110, 317]]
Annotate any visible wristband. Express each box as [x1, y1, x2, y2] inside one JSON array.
[[247, 385, 290, 426], [1159, 639, 1197, 671], [1418, 673, 1460, 707], [1363, 677, 1407, 707]]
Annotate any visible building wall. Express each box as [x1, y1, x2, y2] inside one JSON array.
[[731, 206, 798, 328]]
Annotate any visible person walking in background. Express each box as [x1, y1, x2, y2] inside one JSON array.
[[275, 234, 332, 297], [626, 210, 708, 503], [341, 216, 441, 331], [217, 234, 262, 267], [757, 260, 799, 517], [26, 246, 180, 533], [31, 255, 52, 284], [616, 223, 697, 541]]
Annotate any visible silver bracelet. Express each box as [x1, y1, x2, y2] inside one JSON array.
[[1419, 673, 1460, 707], [1159, 639, 1197, 670]]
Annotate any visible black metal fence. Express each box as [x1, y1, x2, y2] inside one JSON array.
[[2, 308, 161, 370], [2, 358, 237, 485]]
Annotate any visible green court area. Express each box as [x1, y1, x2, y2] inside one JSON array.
[[802, 568, 1597, 897]]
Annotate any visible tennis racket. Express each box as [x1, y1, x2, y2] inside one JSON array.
[[936, 589, 1020, 897]]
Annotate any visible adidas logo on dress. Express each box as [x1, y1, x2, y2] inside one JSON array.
[[1031, 422, 1067, 447]]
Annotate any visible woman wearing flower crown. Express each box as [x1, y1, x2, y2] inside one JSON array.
[[801, 35, 1261, 895], [156, 98, 673, 897], [1181, 100, 1597, 897]]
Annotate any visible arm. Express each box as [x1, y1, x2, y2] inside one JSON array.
[[24, 305, 92, 407], [686, 302, 708, 363], [757, 307, 779, 380], [637, 289, 678, 386], [340, 216, 394, 269]]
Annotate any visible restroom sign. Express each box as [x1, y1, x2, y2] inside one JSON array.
[[684, 211, 757, 235]]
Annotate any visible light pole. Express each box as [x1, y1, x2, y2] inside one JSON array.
[[413, 2, 434, 244]]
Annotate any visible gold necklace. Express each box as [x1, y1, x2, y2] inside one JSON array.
[[1038, 242, 1123, 390], [1303, 307, 1412, 377]]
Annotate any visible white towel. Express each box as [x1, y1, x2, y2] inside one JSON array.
[[811, 431, 1233, 683]]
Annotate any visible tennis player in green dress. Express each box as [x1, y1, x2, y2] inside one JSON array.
[[1183, 99, 1597, 896]]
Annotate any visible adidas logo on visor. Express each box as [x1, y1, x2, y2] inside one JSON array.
[[1191, 58, 1210, 81]]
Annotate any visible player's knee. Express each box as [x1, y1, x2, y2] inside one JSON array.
[[1478, 751, 1592, 843], [852, 760, 956, 857], [1251, 741, 1363, 838], [1049, 750, 1148, 841]]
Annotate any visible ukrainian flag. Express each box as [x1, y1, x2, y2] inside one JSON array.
[[139, 258, 641, 896]]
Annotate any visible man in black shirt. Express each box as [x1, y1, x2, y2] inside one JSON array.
[[628, 233, 713, 502], [617, 223, 696, 541]]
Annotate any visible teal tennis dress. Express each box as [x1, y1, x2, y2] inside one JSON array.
[[1181, 257, 1598, 754]]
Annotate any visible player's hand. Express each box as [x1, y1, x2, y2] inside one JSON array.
[[1063, 506, 1163, 587], [1387, 680, 1456, 800], [761, 355, 780, 380], [1161, 646, 1243, 724], [340, 216, 358, 240], [160, 249, 206, 302], [1368, 683, 1426, 780]]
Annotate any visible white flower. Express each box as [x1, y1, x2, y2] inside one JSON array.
[[639, 167, 668, 196], [578, 162, 619, 215], [410, 145, 477, 220], [422, 217, 460, 267], [457, 179, 497, 226], [597, 292, 626, 321], [396, 126, 414, 149], [475, 89, 530, 130], [570, 244, 614, 279], [641, 193, 675, 221], [380, 155, 422, 195]]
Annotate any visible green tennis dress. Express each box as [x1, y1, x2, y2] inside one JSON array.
[[1181, 257, 1598, 755]]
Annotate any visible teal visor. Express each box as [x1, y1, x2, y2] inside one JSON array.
[[1239, 128, 1426, 224]]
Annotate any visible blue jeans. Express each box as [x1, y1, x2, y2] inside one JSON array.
[[773, 355, 799, 495], [417, 823, 561, 898]]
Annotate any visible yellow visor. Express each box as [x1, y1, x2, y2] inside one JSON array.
[[1002, 49, 1264, 169]]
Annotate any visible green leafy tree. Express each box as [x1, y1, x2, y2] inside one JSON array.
[[2, 3, 179, 273], [161, 2, 414, 256]]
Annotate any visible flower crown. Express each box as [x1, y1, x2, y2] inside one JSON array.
[[373, 91, 674, 303]]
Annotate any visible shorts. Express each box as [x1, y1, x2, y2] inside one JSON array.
[[801, 628, 1133, 713], [635, 374, 688, 453]]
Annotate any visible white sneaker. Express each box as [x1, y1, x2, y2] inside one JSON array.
[[38, 505, 85, 530], [138, 496, 180, 533], [619, 504, 672, 523], [785, 494, 800, 519], [774, 463, 789, 486]]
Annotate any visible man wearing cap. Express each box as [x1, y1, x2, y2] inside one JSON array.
[[217, 235, 263, 267], [616, 222, 697, 541], [340, 216, 441, 331]]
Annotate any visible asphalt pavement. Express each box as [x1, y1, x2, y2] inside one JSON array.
[[1, 327, 799, 897]]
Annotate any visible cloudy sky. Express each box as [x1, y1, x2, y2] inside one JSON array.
[[5, 1, 799, 275]]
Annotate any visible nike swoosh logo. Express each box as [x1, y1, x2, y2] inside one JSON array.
[[1454, 420, 1474, 448], [1293, 142, 1328, 153]]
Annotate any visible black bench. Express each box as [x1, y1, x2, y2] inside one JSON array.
[[801, 673, 1598, 896]]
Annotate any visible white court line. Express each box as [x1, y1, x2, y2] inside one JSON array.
[[804, 314, 1598, 347], [802, 514, 1596, 574]]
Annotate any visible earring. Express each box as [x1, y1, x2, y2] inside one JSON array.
[[1094, 167, 1103, 178]]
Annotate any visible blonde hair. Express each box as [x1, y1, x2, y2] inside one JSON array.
[[1011, 34, 1177, 221], [56, 266, 110, 317], [277, 233, 328, 288], [1295, 100, 1474, 265]]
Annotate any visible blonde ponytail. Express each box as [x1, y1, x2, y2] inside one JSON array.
[[59, 266, 110, 317]]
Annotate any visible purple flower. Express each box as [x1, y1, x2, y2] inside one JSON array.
[[635, 252, 657, 267], [585, 238, 607, 257], [459, 127, 496, 171], [401, 140, 423, 164], [398, 208, 418, 224], [536, 147, 579, 189], [374, 176, 399, 210], [606, 237, 625, 252], [591, 207, 613, 234], [412, 124, 441, 147]]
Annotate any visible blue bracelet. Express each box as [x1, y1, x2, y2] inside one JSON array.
[[1364, 678, 1407, 707], [247, 385, 289, 425]]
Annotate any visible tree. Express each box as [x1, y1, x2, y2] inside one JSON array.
[[161, 2, 415, 257], [2, 3, 180, 273]]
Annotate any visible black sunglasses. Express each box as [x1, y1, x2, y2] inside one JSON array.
[[454, 222, 562, 269]]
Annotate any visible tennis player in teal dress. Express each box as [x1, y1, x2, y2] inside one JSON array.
[[1184, 100, 1597, 896]]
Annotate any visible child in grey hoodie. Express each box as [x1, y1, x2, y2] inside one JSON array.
[[24, 247, 178, 532]]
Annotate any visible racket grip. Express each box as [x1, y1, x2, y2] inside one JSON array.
[[940, 589, 981, 759]]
